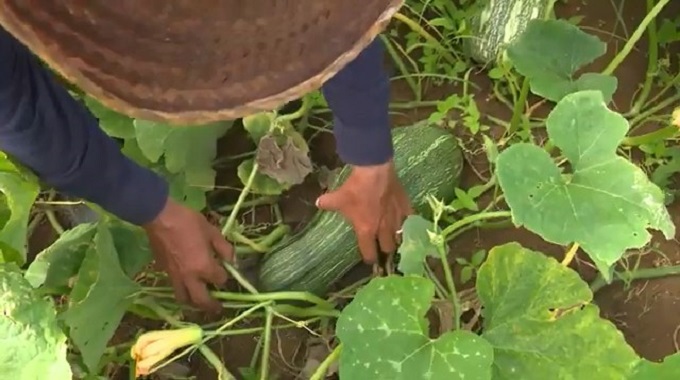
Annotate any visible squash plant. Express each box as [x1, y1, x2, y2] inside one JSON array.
[[333, 89, 680, 379]]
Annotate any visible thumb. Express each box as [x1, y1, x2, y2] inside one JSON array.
[[316, 189, 345, 212]]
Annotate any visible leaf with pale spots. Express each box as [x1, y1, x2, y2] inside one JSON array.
[[477, 243, 639, 379], [336, 276, 493, 380], [397, 215, 440, 276], [496, 90, 674, 279]]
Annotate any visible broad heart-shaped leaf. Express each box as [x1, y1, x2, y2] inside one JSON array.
[[237, 159, 291, 195], [629, 353, 680, 379], [24, 220, 152, 294], [60, 224, 141, 373], [0, 263, 72, 379], [336, 276, 494, 380], [24, 223, 97, 292], [397, 215, 441, 276], [242, 112, 274, 143], [477, 243, 639, 379], [83, 96, 136, 139], [133, 120, 232, 208], [0, 152, 40, 265], [506, 19, 618, 103], [496, 90, 675, 278]]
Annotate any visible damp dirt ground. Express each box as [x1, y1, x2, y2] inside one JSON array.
[[26, 1, 680, 379]]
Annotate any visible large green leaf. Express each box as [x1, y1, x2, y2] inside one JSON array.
[[496, 90, 674, 277], [629, 353, 680, 379], [84, 96, 136, 139], [477, 243, 639, 379], [0, 263, 72, 379], [24, 223, 97, 293], [133, 120, 231, 208], [506, 19, 618, 103], [336, 276, 494, 380], [0, 152, 40, 265], [60, 224, 142, 373]]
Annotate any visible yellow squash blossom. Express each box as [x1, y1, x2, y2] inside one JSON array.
[[673, 107, 680, 128], [130, 325, 203, 377]]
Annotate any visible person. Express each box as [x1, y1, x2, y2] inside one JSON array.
[[0, 26, 413, 312]]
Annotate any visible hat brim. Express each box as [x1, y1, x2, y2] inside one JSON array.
[[0, 0, 402, 124]]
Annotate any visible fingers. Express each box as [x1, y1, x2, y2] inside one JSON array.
[[211, 228, 235, 263], [377, 218, 397, 254], [184, 277, 221, 313], [355, 225, 379, 264], [315, 190, 344, 212], [169, 271, 190, 305]]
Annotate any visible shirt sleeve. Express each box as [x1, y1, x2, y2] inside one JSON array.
[[321, 37, 393, 166], [0, 27, 169, 226]]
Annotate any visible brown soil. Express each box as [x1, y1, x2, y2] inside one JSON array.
[[24, 0, 680, 379]]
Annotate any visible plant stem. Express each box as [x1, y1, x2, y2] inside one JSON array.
[[217, 196, 277, 212], [259, 310, 274, 380], [45, 209, 65, 235], [231, 224, 290, 253], [602, 0, 670, 76], [623, 124, 678, 146], [198, 345, 235, 380], [590, 264, 680, 293], [561, 243, 580, 266], [277, 95, 310, 123], [222, 163, 259, 236], [147, 287, 334, 310], [441, 211, 512, 238], [382, 35, 420, 100], [629, 91, 680, 127], [436, 240, 461, 330], [508, 77, 530, 134], [309, 344, 343, 380], [393, 12, 458, 66], [629, 0, 659, 115]]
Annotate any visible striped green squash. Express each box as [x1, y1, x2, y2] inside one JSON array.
[[464, 0, 552, 64], [257, 122, 464, 295]]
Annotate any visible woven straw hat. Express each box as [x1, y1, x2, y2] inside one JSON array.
[[0, 1, 402, 124]]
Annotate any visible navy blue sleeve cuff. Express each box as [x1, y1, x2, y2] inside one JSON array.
[[321, 38, 393, 166], [0, 26, 169, 226]]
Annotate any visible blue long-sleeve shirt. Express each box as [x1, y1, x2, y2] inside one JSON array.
[[0, 26, 392, 226]]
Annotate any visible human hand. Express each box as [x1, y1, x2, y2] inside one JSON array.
[[316, 160, 413, 264], [142, 197, 234, 313]]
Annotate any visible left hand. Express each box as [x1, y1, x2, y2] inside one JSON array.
[[315, 160, 413, 264]]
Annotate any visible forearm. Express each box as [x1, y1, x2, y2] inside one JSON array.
[[322, 38, 393, 166], [0, 27, 168, 226]]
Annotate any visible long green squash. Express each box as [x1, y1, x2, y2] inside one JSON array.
[[257, 122, 464, 295], [464, 0, 552, 64]]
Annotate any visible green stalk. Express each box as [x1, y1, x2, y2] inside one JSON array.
[[259, 310, 274, 380], [309, 344, 343, 380], [629, 91, 680, 128], [222, 163, 259, 236], [508, 78, 530, 135], [628, 0, 659, 115], [602, 0, 670, 76], [590, 264, 680, 293], [381, 35, 420, 100], [217, 196, 277, 212], [436, 239, 460, 330], [441, 211, 513, 238], [623, 124, 678, 146], [393, 12, 459, 66], [198, 345, 235, 380], [232, 224, 290, 253]]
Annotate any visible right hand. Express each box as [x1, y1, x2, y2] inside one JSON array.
[[142, 197, 234, 313]]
